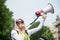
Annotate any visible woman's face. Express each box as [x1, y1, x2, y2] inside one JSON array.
[[18, 23, 25, 30], [16, 19, 26, 30]]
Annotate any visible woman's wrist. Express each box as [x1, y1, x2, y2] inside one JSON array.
[[42, 14, 46, 20]]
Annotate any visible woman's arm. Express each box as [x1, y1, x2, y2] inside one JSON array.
[[27, 19, 45, 36], [27, 14, 46, 36], [11, 30, 24, 40], [26, 25, 31, 30]]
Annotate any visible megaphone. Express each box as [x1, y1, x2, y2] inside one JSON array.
[[29, 3, 54, 25], [35, 3, 54, 17]]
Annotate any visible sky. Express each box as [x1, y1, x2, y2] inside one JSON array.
[[5, 0, 60, 27]]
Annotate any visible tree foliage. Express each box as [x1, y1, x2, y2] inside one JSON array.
[[29, 21, 54, 40], [0, 0, 14, 40]]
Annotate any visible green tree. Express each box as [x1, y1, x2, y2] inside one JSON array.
[[0, 0, 14, 40], [29, 21, 54, 40]]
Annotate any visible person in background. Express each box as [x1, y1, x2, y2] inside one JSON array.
[[11, 14, 46, 40]]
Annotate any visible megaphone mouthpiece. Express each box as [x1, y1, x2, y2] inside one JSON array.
[[35, 9, 44, 17]]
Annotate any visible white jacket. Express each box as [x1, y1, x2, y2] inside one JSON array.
[[11, 19, 45, 40]]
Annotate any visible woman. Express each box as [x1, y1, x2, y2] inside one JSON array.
[[11, 14, 46, 40]]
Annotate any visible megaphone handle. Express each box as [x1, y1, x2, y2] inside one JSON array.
[[30, 16, 39, 25]]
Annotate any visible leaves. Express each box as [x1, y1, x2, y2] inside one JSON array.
[[0, 0, 14, 40], [29, 21, 54, 40]]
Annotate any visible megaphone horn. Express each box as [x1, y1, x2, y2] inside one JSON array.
[[43, 3, 54, 14]]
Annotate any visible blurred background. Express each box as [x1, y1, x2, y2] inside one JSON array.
[[0, 0, 60, 40]]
